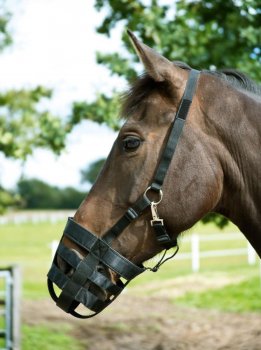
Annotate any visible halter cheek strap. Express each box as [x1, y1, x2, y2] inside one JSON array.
[[102, 69, 200, 249], [151, 68, 200, 191]]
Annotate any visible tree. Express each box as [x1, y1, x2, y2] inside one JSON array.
[[0, 2, 71, 160], [0, 1, 12, 50], [0, 86, 71, 160], [0, 186, 20, 214], [0, 2, 73, 211], [17, 178, 85, 209], [78, 0, 260, 228], [71, 0, 260, 130], [81, 158, 105, 185]]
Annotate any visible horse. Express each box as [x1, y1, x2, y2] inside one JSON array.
[[47, 30, 261, 318]]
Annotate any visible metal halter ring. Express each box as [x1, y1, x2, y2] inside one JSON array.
[[144, 186, 163, 205]]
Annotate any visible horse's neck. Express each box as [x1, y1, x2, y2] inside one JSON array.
[[205, 84, 261, 256]]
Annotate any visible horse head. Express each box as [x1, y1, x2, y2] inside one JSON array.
[[48, 31, 261, 318]]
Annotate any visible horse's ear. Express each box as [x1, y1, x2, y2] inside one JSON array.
[[127, 30, 182, 85]]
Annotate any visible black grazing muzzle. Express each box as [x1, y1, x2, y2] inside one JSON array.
[[47, 217, 145, 318], [47, 69, 200, 319]]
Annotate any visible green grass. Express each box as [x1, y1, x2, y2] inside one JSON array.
[[175, 277, 261, 312], [0, 216, 260, 349], [0, 218, 259, 299], [128, 250, 259, 289], [22, 323, 83, 350], [0, 221, 65, 299]]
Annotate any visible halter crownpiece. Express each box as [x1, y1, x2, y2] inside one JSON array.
[[47, 69, 200, 318]]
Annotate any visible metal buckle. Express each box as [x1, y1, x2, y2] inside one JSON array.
[[144, 186, 163, 205], [150, 202, 164, 227]]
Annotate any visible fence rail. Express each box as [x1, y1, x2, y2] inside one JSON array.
[[174, 233, 258, 272], [51, 232, 260, 273], [0, 211, 74, 225]]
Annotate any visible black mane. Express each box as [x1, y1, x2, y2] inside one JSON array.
[[174, 61, 261, 96], [206, 69, 261, 96], [121, 62, 260, 117]]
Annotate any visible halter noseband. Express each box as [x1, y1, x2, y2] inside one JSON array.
[[47, 69, 200, 318]]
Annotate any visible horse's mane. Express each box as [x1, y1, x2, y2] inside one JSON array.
[[175, 61, 261, 95], [121, 61, 260, 117], [205, 69, 261, 96], [175, 61, 261, 96]]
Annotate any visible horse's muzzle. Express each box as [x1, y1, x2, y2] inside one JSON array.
[[57, 252, 112, 301], [47, 218, 145, 318]]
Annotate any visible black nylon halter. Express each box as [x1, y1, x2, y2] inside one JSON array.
[[47, 69, 200, 318]]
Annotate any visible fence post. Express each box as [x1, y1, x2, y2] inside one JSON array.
[[0, 265, 21, 350], [50, 241, 59, 260], [247, 242, 256, 265], [12, 265, 21, 350], [191, 234, 200, 272]]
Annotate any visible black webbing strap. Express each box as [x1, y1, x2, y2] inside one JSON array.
[[103, 194, 151, 244], [57, 243, 122, 294], [151, 69, 200, 191], [52, 217, 145, 314], [63, 218, 145, 280], [152, 222, 177, 249]]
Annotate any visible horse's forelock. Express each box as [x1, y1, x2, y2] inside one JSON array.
[[121, 73, 177, 119]]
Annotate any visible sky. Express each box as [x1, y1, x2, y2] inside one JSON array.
[[0, 0, 128, 190]]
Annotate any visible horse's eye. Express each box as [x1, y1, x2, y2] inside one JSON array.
[[122, 136, 141, 152]]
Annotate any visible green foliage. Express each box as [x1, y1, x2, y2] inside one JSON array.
[[0, 1, 12, 51], [72, 0, 260, 129], [17, 178, 85, 209], [0, 2, 73, 213], [70, 91, 121, 131], [0, 187, 20, 214], [0, 4, 69, 161], [81, 158, 106, 184], [176, 277, 261, 312], [0, 86, 70, 160], [95, 0, 261, 80], [201, 213, 229, 228]]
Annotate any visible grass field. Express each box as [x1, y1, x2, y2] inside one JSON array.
[[0, 215, 260, 349], [0, 217, 260, 298]]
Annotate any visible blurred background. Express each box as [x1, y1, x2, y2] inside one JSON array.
[[0, 0, 260, 349]]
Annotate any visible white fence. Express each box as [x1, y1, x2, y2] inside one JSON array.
[[0, 266, 21, 350], [50, 232, 260, 273], [175, 233, 258, 272], [0, 211, 74, 225]]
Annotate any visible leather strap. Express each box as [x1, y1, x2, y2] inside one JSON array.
[[152, 221, 177, 249], [103, 194, 151, 244], [102, 69, 200, 248], [151, 69, 200, 191]]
